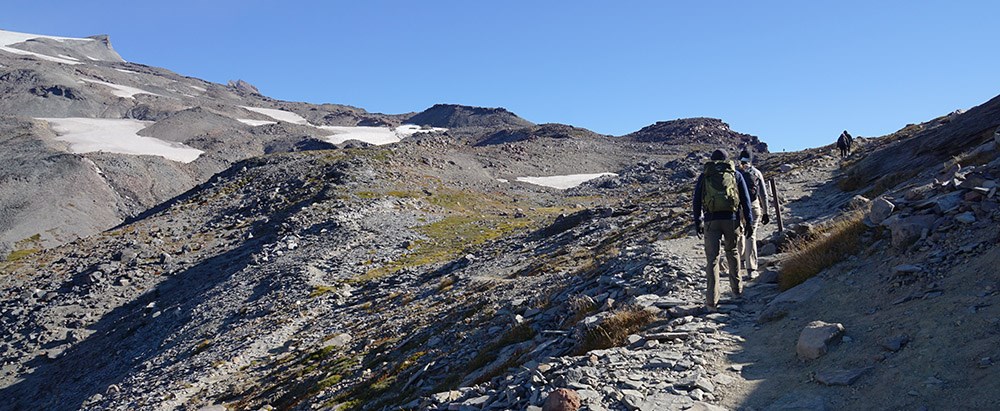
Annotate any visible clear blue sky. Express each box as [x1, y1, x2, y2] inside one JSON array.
[[3, 1, 999, 151]]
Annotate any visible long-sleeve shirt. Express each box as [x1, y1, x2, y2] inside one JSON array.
[[692, 170, 754, 225], [744, 165, 769, 211]]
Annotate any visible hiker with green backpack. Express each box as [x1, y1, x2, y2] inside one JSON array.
[[692, 149, 754, 310]]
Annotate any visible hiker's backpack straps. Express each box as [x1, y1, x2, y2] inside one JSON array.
[[702, 160, 740, 214]]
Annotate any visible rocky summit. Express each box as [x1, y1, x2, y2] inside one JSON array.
[[1, 28, 999, 411]]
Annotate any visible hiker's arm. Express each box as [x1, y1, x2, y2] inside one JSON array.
[[755, 168, 769, 210]]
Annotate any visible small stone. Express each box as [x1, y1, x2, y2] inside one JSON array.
[[978, 357, 992, 368], [797, 321, 845, 360], [880, 334, 910, 352], [543, 388, 582, 411], [892, 265, 922, 275], [955, 212, 977, 224]]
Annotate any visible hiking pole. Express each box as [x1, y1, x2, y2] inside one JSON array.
[[769, 177, 783, 233]]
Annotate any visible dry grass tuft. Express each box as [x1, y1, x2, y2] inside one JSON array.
[[779, 211, 868, 290], [576, 305, 656, 354]]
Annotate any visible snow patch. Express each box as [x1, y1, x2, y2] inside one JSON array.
[[516, 173, 618, 190], [395, 124, 447, 137], [241, 106, 310, 125], [237, 119, 278, 127], [319, 125, 448, 146], [40, 117, 203, 163], [0, 46, 81, 65], [115, 68, 138, 74], [0, 29, 94, 65], [189, 85, 207, 92], [57, 54, 79, 61], [497, 178, 509, 183], [0, 29, 87, 46], [318, 126, 401, 145], [80, 78, 160, 98]]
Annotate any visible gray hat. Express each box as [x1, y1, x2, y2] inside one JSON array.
[[710, 149, 727, 161]]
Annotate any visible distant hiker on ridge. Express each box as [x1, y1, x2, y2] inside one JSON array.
[[837, 130, 853, 158], [693, 149, 754, 310], [736, 149, 770, 280]]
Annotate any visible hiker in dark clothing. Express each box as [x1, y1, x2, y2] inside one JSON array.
[[837, 130, 853, 158], [693, 149, 754, 309]]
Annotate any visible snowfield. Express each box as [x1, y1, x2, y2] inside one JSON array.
[[0, 46, 81, 65], [241, 106, 310, 125], [80, 78, 160, 99], [40, 118, 204, 163], [241, 106, 447, 146], [516, 173, 618, 189], [0, 29, 86, 46], [0, 29, 92, 65]]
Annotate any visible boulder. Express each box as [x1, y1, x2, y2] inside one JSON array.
[[543, 388, 581, 411], [868, 197, 895, 224], [780, 164, 796, 173], [797, 321, 845, 360], [883, 215, 936, 249]]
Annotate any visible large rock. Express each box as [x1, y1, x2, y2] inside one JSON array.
[[868, 197, 895, 224], [797, 321, 845, 360], [883, 214, 936, 249], [543, 388, 581, 411]]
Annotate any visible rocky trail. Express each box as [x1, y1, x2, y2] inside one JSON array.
[[427, 151, 849, 411]]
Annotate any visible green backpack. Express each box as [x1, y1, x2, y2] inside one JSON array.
[[702, 160, 740, 213]]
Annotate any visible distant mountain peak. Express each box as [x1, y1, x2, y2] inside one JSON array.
[[626, 117, 768, 153], [405, 103, 534, 129]]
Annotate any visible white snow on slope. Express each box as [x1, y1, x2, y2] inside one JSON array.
[[318, 125, 448, 146], [0, 46, 81, 65], [241, 106, 448, 145], [237, 119, 278, 127], [395, 124, 448, 137], [318, 126, 402, 145], [0, 29, 93, 65], [516, 173, 618, 190], [80, 78, 160, 98], [241, 106, 310, 125], [40, 117, 203, 163], [0, 29, 86, 46]]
